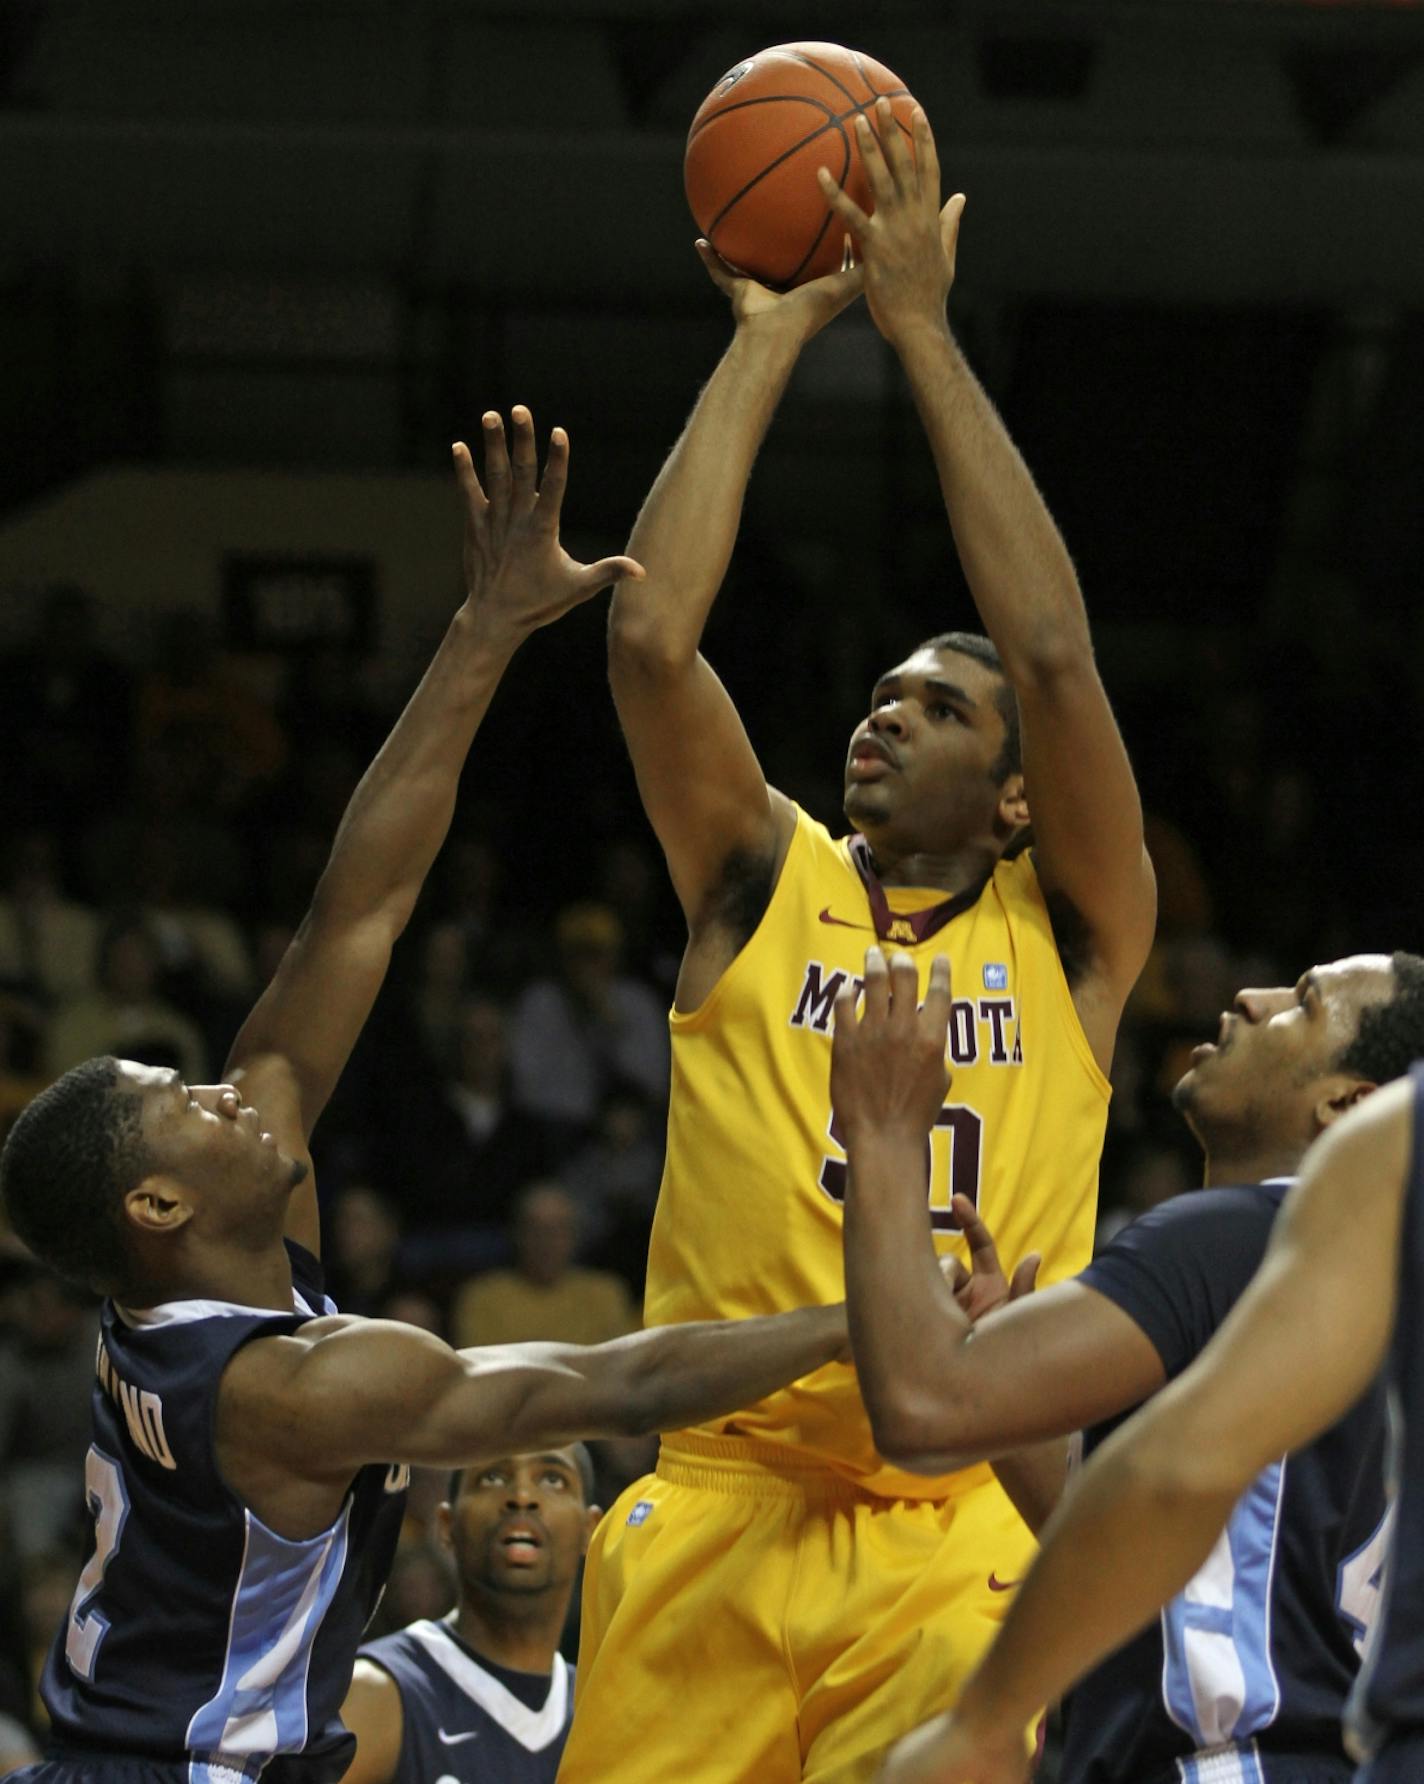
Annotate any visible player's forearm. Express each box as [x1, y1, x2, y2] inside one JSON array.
[[954, 1417, 1239, 1737], [311, 608, 516, 932], [843, 1137, 981, 1468], [990, 1436, 1075, 1536], [896, 320, 1091, 686], [610, 320, 804, 665], [627, 1303, 847, 1434]]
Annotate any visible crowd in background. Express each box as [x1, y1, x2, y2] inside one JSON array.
[[0, 570, 1414, 1757]]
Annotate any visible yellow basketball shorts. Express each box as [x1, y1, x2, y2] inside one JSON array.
[[557, 1432, 1038, 1784]]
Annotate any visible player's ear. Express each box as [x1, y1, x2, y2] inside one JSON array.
[[996, 772, 1029, 836], [123, 1178, 194, 1238], [1314, 1078, 1375, 1132], [582, 1505, 603, 1553], [434, 1499, 455, 1555]]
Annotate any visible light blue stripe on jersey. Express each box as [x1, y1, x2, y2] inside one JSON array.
[[186, 1500, 352, 1771], [1162, 1461, 1285, 1747], [1177, 1738, 1265, 1781]]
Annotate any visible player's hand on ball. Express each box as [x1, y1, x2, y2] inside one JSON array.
[[695, 238, 863, 341], [816, 99, 962, 349], [878, 1709, 1031, 1784], [830, 947, 951, 1147], [452, 407, 644, 647]]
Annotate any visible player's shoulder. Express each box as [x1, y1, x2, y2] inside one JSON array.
[[1106, 1183, 1281, 1260]]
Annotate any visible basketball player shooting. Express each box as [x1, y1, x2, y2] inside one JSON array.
[[559, 98, 1156, 1784], [0, 413, 852, 1784]]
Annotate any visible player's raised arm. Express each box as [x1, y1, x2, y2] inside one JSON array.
[[222, 1299, 847, 1530], [834, 949, 1164, 1474], [878, 1078, 1411, 1784], [608, 251, 859, 981], [225, 411, 641, 1251], [820, 105, 1155, 1064]]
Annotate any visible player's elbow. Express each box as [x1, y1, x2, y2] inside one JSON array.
[[867, 1389, 977, 1475]]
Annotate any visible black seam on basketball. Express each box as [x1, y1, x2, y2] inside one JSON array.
[[706, 114, 847, 237], [788, 54, 911, 159], [715, 120, 851, 284], [784, 201, 841, 288], [794, 50, 870, 110], [687, 90, 839, 145], [849, 50, 917, 142]]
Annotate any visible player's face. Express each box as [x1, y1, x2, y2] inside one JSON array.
[[843, 649, 1020, 854], [127, 1063, 304, 1215], [444, 1451, 597, 1602], [1173, 955, 1395, 1139]]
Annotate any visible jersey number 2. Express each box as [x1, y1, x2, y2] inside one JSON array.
[[65, 1446, 130, 1682], [819, 1103, 983, 1231]]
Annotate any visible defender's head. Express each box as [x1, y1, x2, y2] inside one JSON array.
[[0, 1057, 307, 1299], [441, 1445, 600, 1604], [1173, 952, 1424, 1165], [844, 633, 1026, 862]]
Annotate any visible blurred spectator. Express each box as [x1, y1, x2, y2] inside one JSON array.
[[365, 1543, 455, 1641], [135, 607, 286, 811], [21, 1550, 82, 1731], [0, 1270, 96, 1560], [562, 1090, 664, 1294], [82, 738, 248, 913], [0, 831, 98, 1006], [0, 997, 47, 1142], [129, 828, 253, 1011], [411, 921, 471, 1075], [323, 1185, 404, 1318], [0, 584, 132, 827], [431, 834, 536, 995], [509, 904, 669, 1140], [595, 837, 680, 995], [411, 994, 555, 1231], [450, 1181, 637, 1351], [45, 914, 207, 1081]]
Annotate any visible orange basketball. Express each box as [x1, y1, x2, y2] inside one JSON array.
[[684, 41, 919, 290]]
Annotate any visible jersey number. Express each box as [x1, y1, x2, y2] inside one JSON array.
[[1338, 1503, 1395, 1657], [819, 1102, 983, 1231], [65, 1446, 130, 1683]]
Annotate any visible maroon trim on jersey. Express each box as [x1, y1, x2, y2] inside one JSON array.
[[848, 836, 991, 945]]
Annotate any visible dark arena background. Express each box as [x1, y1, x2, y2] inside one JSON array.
[[1, 1, 1423, 1775]]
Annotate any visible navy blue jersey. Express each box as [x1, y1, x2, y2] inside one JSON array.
[[1060, 1183, 1388, 1784], [38, 1241, 407, 1783], [358, 1619, 573, 1783], [1347, 1061, 1424, 1770]]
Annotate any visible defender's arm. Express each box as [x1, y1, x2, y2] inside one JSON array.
[[337, 1661, 403, 1784], [225, 413, 639, 1251]]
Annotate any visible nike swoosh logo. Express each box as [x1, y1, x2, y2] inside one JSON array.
[[987, 1573, 1021, 1592], [438, 1728, 481, 1744], [818, 906, 875, 931]]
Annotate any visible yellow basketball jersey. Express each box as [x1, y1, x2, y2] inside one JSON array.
[[644, 803, 1111, 1499]]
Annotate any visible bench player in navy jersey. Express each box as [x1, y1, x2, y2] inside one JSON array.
[[869, 1056, 1424, 1784], [340, 1445, 598, 1784], [0, 413, 852, 1784], [827, 944, 1424, 1784]]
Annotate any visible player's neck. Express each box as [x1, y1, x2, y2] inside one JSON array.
[[123, 1239, 295, 1314], [451, 1595, 562, 1678], [1200, 1140, 1304, 1188], [861, 837, 1000, 895]]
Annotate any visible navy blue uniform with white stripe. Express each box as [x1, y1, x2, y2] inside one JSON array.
[[1059, 1184, 1389, 1784], [32, 1241, 406, 1783], [1348, 1060, 1424, 1784], [358, 1618, 574, 1783]]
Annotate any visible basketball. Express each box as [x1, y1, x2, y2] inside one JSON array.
[[684, 42, 919, 291]]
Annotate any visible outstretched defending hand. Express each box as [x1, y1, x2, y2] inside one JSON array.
[[453, 406, 643, 648], [695, 237, 864, 342], [831, 947, 951, 1148], [938, 1194, 1042, 1325], [816, 99, 963, 350]]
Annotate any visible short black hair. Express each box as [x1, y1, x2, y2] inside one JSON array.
[[919, 631, 1022, 784], [448, 1441, 596, 1506], [1337, 952, 1424, 1085], [0, 1058, 151, 1294]]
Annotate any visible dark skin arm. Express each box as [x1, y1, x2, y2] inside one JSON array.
[[608, 251, 862, 1009], [821, 108, 1155, 1066], [337, 1663, 403, 1784], [218, 1301, 848, 1540], [833, 948, 1163, 1476], [878, 1078, 1410, 1784], [224, 411, 642, 1252]]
